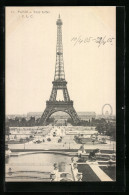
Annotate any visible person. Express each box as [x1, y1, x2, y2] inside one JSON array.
[[81, 144, 86, 154]]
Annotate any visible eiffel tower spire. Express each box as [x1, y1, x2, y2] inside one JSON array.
[[54, 15, 65, 81]]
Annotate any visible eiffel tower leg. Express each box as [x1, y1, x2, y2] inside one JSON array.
[[67, 107, 80, 124], [49, 87, 57, 101], [63, 88, 70, 101], [40, 107, 52, 125]]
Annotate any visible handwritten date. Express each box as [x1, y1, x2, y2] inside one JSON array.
[[71, 36, 115, 47]]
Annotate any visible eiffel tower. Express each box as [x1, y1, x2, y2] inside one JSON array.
[[40, 15, 80, 125]]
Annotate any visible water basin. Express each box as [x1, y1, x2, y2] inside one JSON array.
[[5, 153, 72, 181]]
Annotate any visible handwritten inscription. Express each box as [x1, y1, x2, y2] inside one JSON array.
[[71, 36, 115, 47]]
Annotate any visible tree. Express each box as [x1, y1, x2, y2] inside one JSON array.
[[15, 117, 20, 126], [26, 137, 30, 142], [5, 125, 10, 135], [67, 118, 90, 126], [96, 120, 116, 141], [35, 118, 40, 126], [20, 138, 23, 143], [28, 117, 35, 126], [20, 118, 27, 126]]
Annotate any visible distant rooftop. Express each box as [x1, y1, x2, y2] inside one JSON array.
[[6, 112, 96, 117], [26, 111, 96, 116]]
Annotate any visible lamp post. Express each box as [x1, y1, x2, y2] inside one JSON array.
[[24, 143, 25, 150], [69, 142, 70, 150]]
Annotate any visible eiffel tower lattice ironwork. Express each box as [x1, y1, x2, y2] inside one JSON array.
[[40, 15, 80, 125]]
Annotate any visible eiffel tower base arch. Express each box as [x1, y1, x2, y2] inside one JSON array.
[[40, 101, 80, 125]]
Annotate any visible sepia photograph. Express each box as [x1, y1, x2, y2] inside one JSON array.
[[5, 6, 116, 182]]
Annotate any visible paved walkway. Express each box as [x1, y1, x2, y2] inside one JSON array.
[[8, 126, 116, 151], [89, 164, 113, 181], [8, 135, 116, 151]]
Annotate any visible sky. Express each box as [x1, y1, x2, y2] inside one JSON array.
[[6, 6, 116, 115]]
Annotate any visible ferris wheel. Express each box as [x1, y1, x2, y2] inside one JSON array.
[[102, 104, 113, 116]]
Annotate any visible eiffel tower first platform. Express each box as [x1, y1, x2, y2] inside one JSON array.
[[40, 15, 80, 125]]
